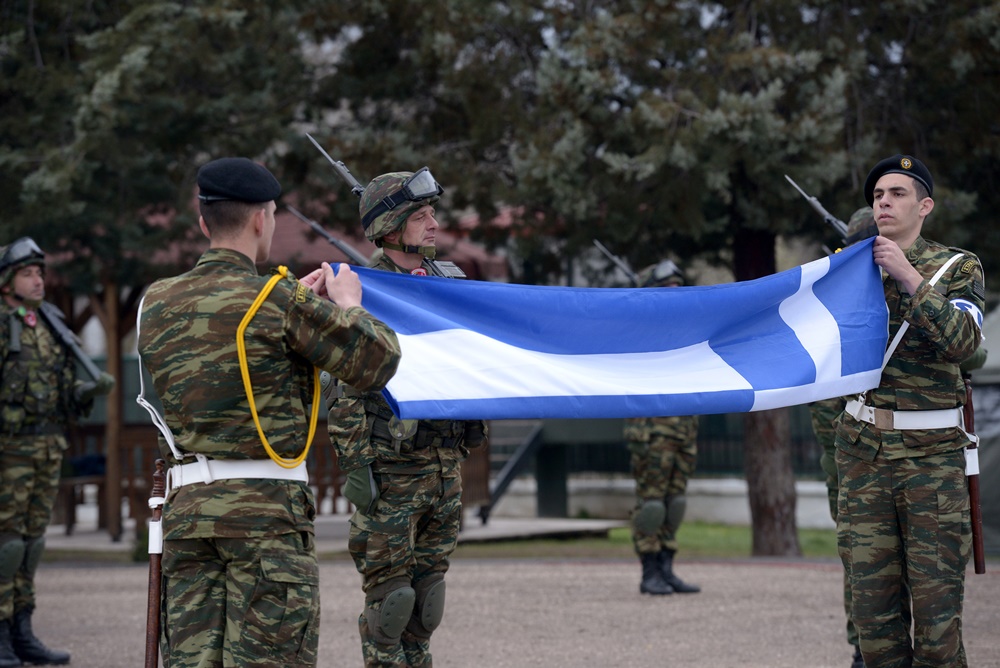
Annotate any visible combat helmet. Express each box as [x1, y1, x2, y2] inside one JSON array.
[[0, 237, 45, 288], [847, 207, 874, 239], [359, 168, 442, 258], [637, 259, 686, 288]]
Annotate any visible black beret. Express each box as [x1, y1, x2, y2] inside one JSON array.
[[197, 157, 281, 203], [863, 154, 933, 206]]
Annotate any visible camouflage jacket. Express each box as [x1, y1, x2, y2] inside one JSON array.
[[327, 252, 487, 477], [0, 302, 87, 434], [139, 248, 401, 539], [624, 415, 699, 449], [836, 236, 985, 461]]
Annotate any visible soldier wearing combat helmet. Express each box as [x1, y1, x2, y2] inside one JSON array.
[[328, 167, 488, 667], [0, 237, 114, 667], [625, 259, 701, 597]]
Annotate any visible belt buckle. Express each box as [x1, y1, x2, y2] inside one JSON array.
[[874, 408, 894, 430]]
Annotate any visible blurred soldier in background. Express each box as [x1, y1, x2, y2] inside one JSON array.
[[327, 167, 488, 667], [809, 207, 880, 668], [0, 237, 114, 666], [626, 260, 701, 596]]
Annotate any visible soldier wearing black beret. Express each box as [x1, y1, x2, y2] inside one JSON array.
[[835, 153, 985, 667], [862, 154, 933, 207], [138, 157, 401, 667], [196, 156, 282, 204]]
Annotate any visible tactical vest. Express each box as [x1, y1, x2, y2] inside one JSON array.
[[361, 394, 466, 456], [0, 308, 72, 435]]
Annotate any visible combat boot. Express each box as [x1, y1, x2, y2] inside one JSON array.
[[658, 548, 700, 593], [639, 553, 673, 595], [11, 608, 69, 665], [0, 621, 21, 668], [851, 644, 865, 668]]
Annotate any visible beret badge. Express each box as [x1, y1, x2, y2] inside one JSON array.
[[900, 157, 912, 170]]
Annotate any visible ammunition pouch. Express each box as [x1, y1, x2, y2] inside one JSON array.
[[364, 396, 464, 455]]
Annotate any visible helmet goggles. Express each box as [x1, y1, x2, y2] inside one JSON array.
[[0, 237, 45, 274], [643, 259, 684, 287], [361, 167, 443, 231]]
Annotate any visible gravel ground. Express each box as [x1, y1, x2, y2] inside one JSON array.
[[33, 557, 1000, 668]]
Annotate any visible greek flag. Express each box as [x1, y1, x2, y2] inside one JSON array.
[[350, 238, 887, 420]]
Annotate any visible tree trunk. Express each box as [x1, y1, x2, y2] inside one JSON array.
[[93, 281, 123, 542], [743, 409, 801, 556], [732, 224, 801, 556]]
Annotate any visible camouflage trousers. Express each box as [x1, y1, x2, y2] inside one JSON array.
[[348, 468, 463, 668], [808, 398, 862, 647], [160, 533, 320, 668], [0, 433, 64, 620], [836, 447, 970, 668], [628, 435, 696, 554]]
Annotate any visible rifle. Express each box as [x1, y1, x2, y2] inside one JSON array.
[[784, 175, 880, 247], [305, 134, 365, 198], [285, 204, 372, 266], [38, 302, 104, 382], [784, 175, 850, 243], [592, 240, 640, 286], [305, 133, 466, 279], [145, 459, 167, 668], [963, 377, 986, 574]]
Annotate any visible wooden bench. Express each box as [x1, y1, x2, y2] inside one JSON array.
[[55, 474, 106, 536]]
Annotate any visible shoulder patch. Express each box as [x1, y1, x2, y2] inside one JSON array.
[[295, 282, 309, 303], [960, 259, 977, 274], [973, 279, 986, 301]]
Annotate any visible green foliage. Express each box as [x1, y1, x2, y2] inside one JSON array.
[[451, 522, 838, 561]]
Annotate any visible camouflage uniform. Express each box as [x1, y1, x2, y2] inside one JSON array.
[[808, 207, 877, 666], [0, 238, 107, 666], [626, 260, 700, 596], [140, 184, 400, 666], [331, 170, 487, 668], [627, 416, 699, 554], [835, 236, 983, 667]]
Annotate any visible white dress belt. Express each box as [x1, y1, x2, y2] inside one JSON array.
[[844, 399, 964, 431], [167, 454, 309, 491]]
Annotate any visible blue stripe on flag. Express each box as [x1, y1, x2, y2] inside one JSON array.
[[346, 238, 886, 420]]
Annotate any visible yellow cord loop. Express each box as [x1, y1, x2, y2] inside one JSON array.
[[236, 266, 321, 469]]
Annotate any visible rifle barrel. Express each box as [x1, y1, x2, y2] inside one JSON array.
[[285, 205, 371, 266], [592, 240, 640, 286]]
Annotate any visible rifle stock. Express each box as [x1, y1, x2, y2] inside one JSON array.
[[38, 302, 104, 382], [963, 378, 986, 574], [145, 459, 166, 668]]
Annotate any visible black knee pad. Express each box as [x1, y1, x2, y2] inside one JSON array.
[[634, 499, 666, 534], [0, 535, 25, 581], [21, 536, 45, 578], [365, 578, 415, 646], [406, 573, 446, 640], [665, 495, 687, 534]]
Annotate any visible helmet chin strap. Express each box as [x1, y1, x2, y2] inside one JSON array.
[[13, 292, 42, 309], [380, 240, 436, 259]]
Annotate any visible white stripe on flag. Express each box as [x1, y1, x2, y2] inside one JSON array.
[[778, 256, 842, 383], [386, 331, 752, 402]]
